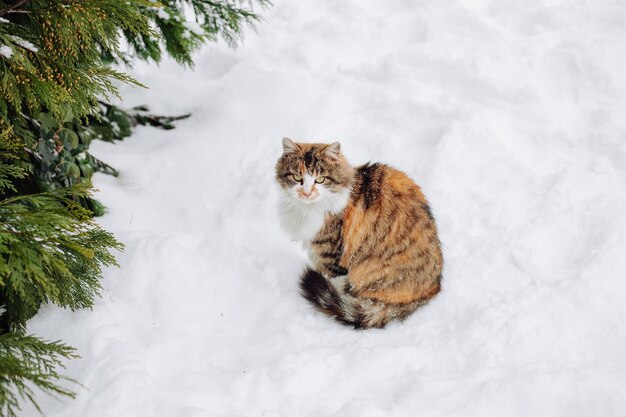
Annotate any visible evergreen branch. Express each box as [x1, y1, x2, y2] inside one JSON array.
[[87, 153, 118, 177], [0, 0, 30, 17], [0, 0, 269, 414], [0, 183, 92, 206], [0, 185, 124, 330], [0, 333, 77, 417], [0, 130, 28, 195]]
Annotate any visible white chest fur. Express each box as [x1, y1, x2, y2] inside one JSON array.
[[278, 188, 350, 243]]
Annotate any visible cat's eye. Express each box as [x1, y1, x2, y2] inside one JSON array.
[[292, 174, 303, 182], [315, 176, 326, 184]]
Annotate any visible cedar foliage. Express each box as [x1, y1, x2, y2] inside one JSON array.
[[0, 334, 76, 417], [0, 0, 267, 415]]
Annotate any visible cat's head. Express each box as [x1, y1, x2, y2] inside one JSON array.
[[275, 137, 354, 205]]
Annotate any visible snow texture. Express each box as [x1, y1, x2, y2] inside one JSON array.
[[0, 45, 12, 59], [10, 35, 38, 53], [26, 0, 626, 416]]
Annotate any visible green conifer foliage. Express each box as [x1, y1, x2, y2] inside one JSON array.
[[0, 0, 150, 123], [0, 183, 123, 332], [1, 0, 268, 414], [0, 334, 76, 417]]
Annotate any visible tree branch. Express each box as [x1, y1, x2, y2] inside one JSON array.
[[0, 0, 30, 17]]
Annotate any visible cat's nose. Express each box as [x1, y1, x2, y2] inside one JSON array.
[[302, 189, 312, 197]]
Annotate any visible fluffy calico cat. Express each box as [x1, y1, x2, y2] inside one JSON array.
[[276, 137, 443, 329]]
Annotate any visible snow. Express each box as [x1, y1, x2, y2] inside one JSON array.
[[183, 20, 205, 36], [0, 45, 12, 59], [9, 35, 39, 53], [154, 7, 171, 21], [26, 0, 626, 416]]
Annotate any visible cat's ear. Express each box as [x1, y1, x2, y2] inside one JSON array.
[[324, 142, 341, 160], [282, 137, 300, 154]]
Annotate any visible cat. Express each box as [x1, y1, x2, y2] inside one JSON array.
[[276, 137, 443, 329]]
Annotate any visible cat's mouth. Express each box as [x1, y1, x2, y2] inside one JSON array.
[[296, 188, 320, 203], [297, 195, 319, 204]]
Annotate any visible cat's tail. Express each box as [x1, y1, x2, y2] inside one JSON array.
[[299, 268, 420, 329], [299, 268, 364, 328]]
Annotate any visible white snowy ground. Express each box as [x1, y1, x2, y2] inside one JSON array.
[[26, 0, 626, 416]]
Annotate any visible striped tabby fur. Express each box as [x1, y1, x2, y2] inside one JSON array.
[[276, 138, 443, 329]]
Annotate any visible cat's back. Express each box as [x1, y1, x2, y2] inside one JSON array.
[[341, 162, 443, 304], [349, 162, 431, 213]]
